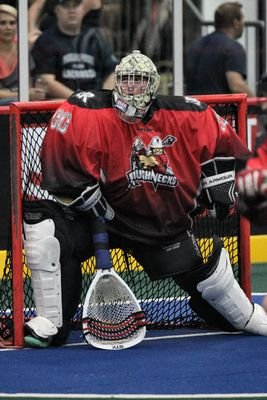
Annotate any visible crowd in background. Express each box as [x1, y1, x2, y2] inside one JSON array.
[[0, 0, 174, 103]]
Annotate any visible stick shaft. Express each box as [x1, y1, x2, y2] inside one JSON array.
[[91, 217, 112, 270]]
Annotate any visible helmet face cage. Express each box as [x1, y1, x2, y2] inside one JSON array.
[[115, 71, 151, 107], [113, 50, 160, 123]]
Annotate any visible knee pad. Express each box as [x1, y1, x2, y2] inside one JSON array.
[[175, 236, 267, 334], [174, 238, 237, 331], [24, 200, 74, 262], [23, 218, 62, 328], [197, 245, 253, 330], [197, 252, 267, 335]]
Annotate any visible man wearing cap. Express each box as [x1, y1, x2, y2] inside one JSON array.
[[31, 0, 117, 99]]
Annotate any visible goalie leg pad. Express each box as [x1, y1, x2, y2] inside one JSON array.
[[174, 237, 238, 331], [197, 246, 254, 330], [23, 219, 62, 328], [175, 236, 267, 334], [243, 303, 267, 335]]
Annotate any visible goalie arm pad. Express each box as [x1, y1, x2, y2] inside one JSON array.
[[199, 157, 236, 219], [55, 183, 114, 220]]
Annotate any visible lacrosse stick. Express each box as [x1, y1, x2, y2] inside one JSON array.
[[82, 217, 146, 350]]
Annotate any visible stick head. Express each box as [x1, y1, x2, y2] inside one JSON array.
[[82, 269, 146, 350]]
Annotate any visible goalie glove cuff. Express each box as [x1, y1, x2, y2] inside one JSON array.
[[201, 170, 236, 202], [201, 157, 236, 205], [56, 183, 115, 220]]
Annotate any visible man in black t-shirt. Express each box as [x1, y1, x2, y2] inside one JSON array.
[[31, 0, 117, 99], [184, 2, 254, 96]]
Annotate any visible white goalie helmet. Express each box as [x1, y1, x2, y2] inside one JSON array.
[[112, 50, 160, 124]]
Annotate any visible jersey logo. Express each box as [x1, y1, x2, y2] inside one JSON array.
[[75, 91, 95, 103], [127, 135, 178, 190], [184, 96, 201, 107]]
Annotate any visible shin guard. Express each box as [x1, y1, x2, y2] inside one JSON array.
[[23, 219, 62, 328], [197, 246, 267, 334]]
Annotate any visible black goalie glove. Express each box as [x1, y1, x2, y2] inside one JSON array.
[[55, 183, 114, 220], [200, 157, 237, 220]]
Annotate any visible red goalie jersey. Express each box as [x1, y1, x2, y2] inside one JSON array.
[[41, 90, 250, 245]]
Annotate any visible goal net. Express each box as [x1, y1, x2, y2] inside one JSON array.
[[0, 94, 250, 347]]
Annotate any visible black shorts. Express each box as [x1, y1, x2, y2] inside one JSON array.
[[66, 214, 203, 280], [108, 232, 203, 280], [24, 200, 203, 280]]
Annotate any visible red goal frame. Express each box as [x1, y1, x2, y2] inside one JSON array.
[[193, 93, 250, 294]]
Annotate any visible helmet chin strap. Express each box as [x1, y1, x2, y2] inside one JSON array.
[[112, 91, 150, 123]]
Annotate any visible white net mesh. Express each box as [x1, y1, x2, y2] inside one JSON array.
[[83, 272, 145, 344]]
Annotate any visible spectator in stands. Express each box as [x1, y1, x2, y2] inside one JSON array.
[[28, 0, 102, 47], [0, 1, 16, 7], [23, 50, 267, 349], [131, 0, 172, 94], [184, 2, 254, 96], [131, 0, 172, 67], [0, 4, 46, 105], [30, 0, 117, 100]]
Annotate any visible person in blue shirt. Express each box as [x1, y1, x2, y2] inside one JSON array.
[[184, 1, 254, 96]]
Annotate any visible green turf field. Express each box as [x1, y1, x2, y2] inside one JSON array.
[[251, 263, 267, 292]]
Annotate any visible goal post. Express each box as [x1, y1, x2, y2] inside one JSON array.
[[9, 101, 63, 348], [194, 93, 250, 297], [1, 94, 250, 348]]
